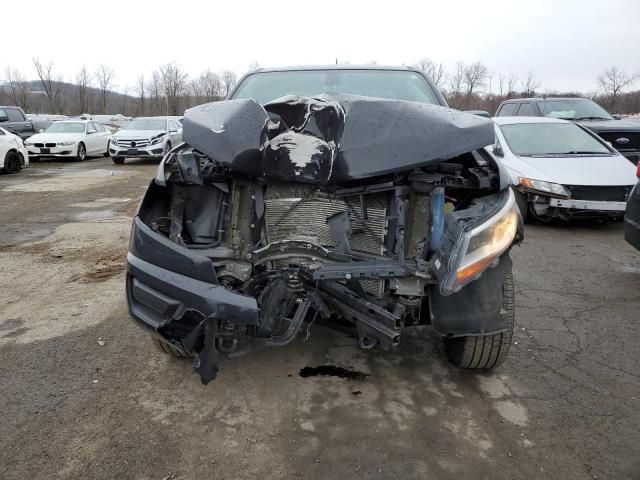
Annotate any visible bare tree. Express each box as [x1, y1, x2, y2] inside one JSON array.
[[5, 68, 30, 111], [220, 70, 237, 97], [199, 70, 222, 102], [76, 66, 92, 114], [148, 71, 163, 115], [521, 71, 540, 98], [598, 67, 640, 110], [95, 64, 115, 113], [33, 58, 64, 113], [159, 63, 188, 115], [463, 62, 489, 101], [135, 75, 146, 115], [448, 62, 465, 95], [415, 58, 446, 88]]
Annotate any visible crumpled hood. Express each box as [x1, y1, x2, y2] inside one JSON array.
[[112, 129, 165, 140], [182, 94, 494, 184]]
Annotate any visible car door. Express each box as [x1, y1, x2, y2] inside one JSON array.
[[5, 108, 33, 139], [94, 122, 111, 153], [85, 122, 101, 154]]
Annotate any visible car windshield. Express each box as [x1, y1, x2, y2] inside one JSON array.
[[124, 119, 166, 130], [230, 70, 440, 105], [46, 122, 85, 133], [500, 122, 611, 156], [540, 99, 613, 120]]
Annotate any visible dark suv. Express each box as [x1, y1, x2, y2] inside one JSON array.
[[126, 66, 523, 384], [495, 98, 640, 165], [0, 106, 35, 140]]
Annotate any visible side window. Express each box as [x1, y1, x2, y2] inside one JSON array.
[[498, 103, 518, 116], [6, 108, 25, 122], [169, 120, 179, 131], [0, 109, 6, 121], [87, 122, 97, 133], [516, 103, 536, 116], [94, 123, 105, 132]]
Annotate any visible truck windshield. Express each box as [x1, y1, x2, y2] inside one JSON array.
[[540, 99, 613, 120], [500, 122, 611, 156], [230, 70, 441, 105]]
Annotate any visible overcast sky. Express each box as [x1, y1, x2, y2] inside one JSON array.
[[3, 0, 639, 94]]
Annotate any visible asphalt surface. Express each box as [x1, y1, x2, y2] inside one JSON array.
[[1, 157, 639, 480]]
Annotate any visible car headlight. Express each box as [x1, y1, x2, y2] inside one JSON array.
[[518, 177, 569, 198], [58, 140, 76, 146], [150, 135, 165, 145], [110, 137, 119, 145], [25, 140, 34, 146], [442, 189, 520, 294]]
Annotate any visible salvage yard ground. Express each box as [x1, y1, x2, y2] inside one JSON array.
[[1, 158, 639, 479]]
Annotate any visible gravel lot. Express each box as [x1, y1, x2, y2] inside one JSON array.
[[1, 157, 639, 479]]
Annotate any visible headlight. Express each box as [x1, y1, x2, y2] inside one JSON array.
[[150, 135, 165, 145], [442, 189, 520, 294], [58, 140, 76, 146], [110, 137, 119, 145], [518, 177, 569, 198], [25, 140, 34, 146]]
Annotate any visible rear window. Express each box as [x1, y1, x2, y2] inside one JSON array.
[[231, 70, 441, 105], [6, 108, 25, 122]]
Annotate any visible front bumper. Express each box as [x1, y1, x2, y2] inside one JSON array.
[[27, 144, 77, 157], [549, 198, 627, 212], [109, 142, 165, 158], [126, 217, 258, 345]]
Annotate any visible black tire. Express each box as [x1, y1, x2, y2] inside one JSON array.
[[444, 273, 515, 370], [103, 147, 110, 157], [112, 156, 125, 165], [2, 151, 21, 174], [76, 142, 87, 161], [513, 189, 529, 223], [151, 336, 190, 358]]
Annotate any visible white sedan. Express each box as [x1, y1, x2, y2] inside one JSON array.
[[487, 116, 638, 221], [0, 127, 29, 174], [25, 120, 111, 161]]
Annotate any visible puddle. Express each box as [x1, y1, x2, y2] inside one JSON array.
[[74, 210, 116, 221], [299, 365, 370, 380], [0, 318, 24, 331]]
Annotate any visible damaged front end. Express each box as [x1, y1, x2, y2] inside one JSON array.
[[126, 95, 523, 383]]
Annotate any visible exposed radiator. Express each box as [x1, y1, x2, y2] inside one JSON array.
[[264, 184, 389, 296]]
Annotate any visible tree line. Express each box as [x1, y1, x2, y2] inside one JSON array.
[[1, 58, 639, 117]]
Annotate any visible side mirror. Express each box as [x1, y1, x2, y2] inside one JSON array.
[[612, 114, 623, 120], [492, 143, 504, 157], [38, 128, 44, 133], [87, 130, 96, 134]]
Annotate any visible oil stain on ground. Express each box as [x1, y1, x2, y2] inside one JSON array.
[[299, 365, 370, 380]]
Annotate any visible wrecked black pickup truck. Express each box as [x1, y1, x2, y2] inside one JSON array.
[[126, 66, 523, 384]]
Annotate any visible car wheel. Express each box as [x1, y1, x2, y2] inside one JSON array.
[[103, 145, 110, 157], [76, 142, 87, 161], [513, 189, 529, 223], [151, 336, 191, 358], [2, 151, 21, 174], [444, 272, 515, 370], [112, 157, 125, 165]]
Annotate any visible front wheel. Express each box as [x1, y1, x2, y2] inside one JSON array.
[[151, 336, 190, 358], [2, 151, 21, 173], [444, 273, 515, 370], [76, 142, 86, 161], [112, 156, 124, 165]]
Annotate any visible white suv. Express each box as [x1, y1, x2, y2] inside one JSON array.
[[109, 117, 182, 164]]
